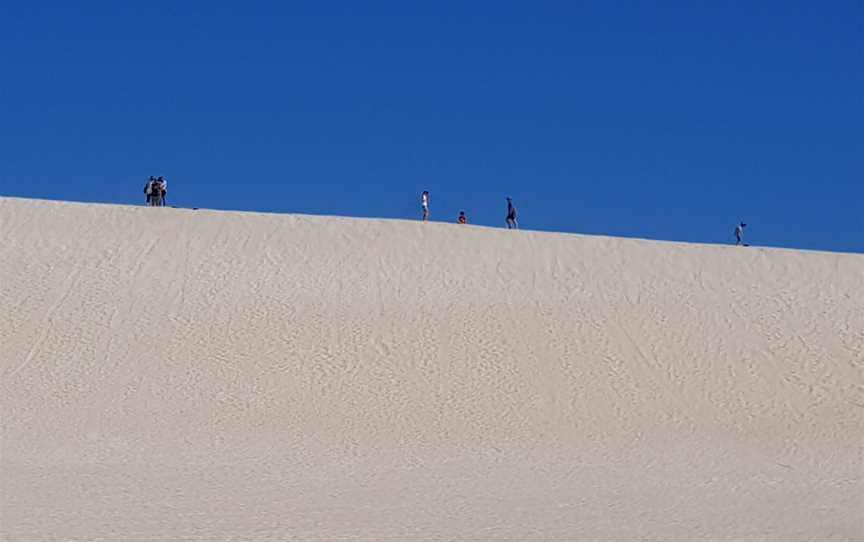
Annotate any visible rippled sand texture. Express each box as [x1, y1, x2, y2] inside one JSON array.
[[2, 197, 862, 541]]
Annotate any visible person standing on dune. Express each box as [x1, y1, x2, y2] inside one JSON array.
[[506, 197, 518, 229], [421, 191, 430, 221], [735, 222, 747, 245], [458, 211, 467, 224], [144, 177, 156, 205], [146, 177, 165, 207], [158, 176, 167, 206]]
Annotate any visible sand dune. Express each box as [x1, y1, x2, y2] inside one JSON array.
[[1, 197, 862, 541]]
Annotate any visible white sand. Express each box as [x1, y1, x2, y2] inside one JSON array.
[[1, 197, 862, 541]]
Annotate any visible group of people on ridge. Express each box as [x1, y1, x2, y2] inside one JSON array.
[[421, 191, 519, 229], [144, 177, 168, 207], [420, 190, 747, 244], [138, 182, 747, 245]]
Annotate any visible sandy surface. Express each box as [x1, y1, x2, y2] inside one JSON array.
[[1, 197, 862, 541]]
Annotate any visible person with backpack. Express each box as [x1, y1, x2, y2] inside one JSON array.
[[735, 222, 747, 245], [421, 191, 430, 221], [505, 197, 518, 229]]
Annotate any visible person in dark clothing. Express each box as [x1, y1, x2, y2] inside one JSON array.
[[735, 222, 747, 245], [145, 177, 164, 207], [505, 197, 518, 229], [458, 211, 467, 224]]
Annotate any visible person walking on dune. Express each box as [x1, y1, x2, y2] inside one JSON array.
[[505, 197, 518, 229], [421, 191, 430, 221], [457, 211, 467, 224], [735, 222, 747, 246]]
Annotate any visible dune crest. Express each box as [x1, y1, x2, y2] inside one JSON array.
[[2, 197, 862, 541]]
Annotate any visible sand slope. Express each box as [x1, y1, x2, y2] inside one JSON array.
[[1, 197, 862, 541]]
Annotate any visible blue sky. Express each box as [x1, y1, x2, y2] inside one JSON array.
[[1, 1, 861, 252]]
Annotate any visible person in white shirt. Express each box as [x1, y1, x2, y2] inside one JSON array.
[[421, 191, 430, 221], [735, 222, 747, 246], [157, 177, 167, 206], [144, 177, 156, 205]]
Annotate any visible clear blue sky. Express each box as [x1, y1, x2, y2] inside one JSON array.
[[1, 1, 861, 252]]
